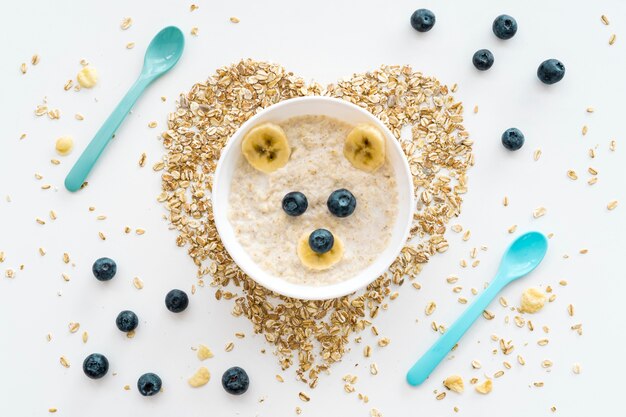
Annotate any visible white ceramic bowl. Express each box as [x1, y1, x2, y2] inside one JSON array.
[[213, 96, 414, 300]]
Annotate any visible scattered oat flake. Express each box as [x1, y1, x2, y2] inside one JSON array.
[[126, 42, 135, 49], [191, 27, 199, 36], [121, 17, 133, 30], [225, 342, 234, 352], [607, 200, 618, 210], [582, 125, 588, 135], [601, 15, 610, 25], [370, 363, 379, 375], [48, 408, 57, 413], [425, 301, 436, 316], [32, 54, 40, 65], [135, 228, 145, 235], [59, 356, 70, 368], [82, 331, 88, 343], [133, 276, 144, 289], [610, 140, 616, 151], [75, 113, 84, 121], [507, 225, 517, 234], [378, 337, 390, 347], [98, 231, 106, 240], [572, 363, 581, 374], [68, 322, 80, 333], [139, 152, 147, 167], [533, 149, 542, 161], [462, 230, 471, 241], [190, 4, 199, 11], [533, 207, 547, 218], [537, 339, 549, 346], [298, 392, 310, 402], [230, 17, 240, 23], [586, 107, 594, 113], [567, 170, 578, 180], [148, 121, 157, 128], [20, 63, 27, 74]]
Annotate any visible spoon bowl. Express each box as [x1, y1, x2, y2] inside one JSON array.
[[498, 231, 548, 281], [143, 26, 185, 77]]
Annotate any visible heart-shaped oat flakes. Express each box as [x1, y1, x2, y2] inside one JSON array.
[[158, 59, 471, 384]]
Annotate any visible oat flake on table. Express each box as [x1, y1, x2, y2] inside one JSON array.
[[158, 59, 472, 386]]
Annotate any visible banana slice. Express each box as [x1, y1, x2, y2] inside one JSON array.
[[343, 124, 386, 172], [241, 122, 291, 173], [297, 231, 344, 270]]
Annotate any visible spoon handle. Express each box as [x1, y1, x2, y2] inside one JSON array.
[[406, 277, 505, 386], [64, 75, 152, 192]]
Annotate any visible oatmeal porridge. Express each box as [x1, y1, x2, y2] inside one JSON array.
[[228, 115, 399, 285]]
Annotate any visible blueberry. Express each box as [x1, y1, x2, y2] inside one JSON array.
[[165, 289, 189, 313], [327, 189, 357, 217], [501, 128, 525, 151], [92, 257, 116, 281], [309, 229, 334, 254], [537, 59, 565, 85], [410, 9, 436, 32], [116, 310, 138, 332], [137, 372, 162, 396], [472, 49, 494, 71], [282, 191, 308, 216], [83, 353, 109, 379], [221, 366, 249, 395], [492, 14, 517, 39]]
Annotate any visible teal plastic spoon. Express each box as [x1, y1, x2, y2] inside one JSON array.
[[406, 231, 548, 386], [65, 26, 184, 192]]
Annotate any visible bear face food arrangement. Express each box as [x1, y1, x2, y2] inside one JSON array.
[[227, 115, 399, 286]]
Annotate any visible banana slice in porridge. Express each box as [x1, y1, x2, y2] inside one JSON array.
[[297, 230, 344, 270], [241, 122, 291, 173], [344, 124, 386, 172]]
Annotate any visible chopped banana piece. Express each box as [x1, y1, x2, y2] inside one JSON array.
[[443, 375, 464, 393], [188, 366, 210, 387], [520, 287, 546, 313], [475, 379, 492, 394], [77, 66, 98, 88]]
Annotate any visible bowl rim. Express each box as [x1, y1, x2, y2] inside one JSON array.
[[213, 96, 414, 300]]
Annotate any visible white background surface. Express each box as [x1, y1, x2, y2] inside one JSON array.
[[1, 1, 625, 416]]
